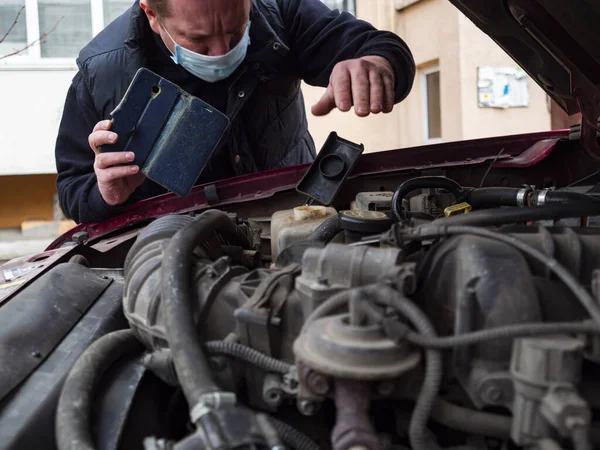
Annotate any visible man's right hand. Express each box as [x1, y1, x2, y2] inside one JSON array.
[[89, 120, 146, 206]]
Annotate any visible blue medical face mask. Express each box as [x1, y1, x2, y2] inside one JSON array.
[[162, 21, 251, 83]]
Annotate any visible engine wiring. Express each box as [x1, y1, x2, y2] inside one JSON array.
[[205, 341, 294, 374], [388, 321, 600, 349]]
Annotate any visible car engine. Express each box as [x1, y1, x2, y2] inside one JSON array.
[[47, 174, 600, 450]]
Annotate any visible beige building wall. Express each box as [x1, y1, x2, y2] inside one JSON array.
[[303, 0, 552, 153], [393, 0, 463, 146], [456, 14, 551, 139]]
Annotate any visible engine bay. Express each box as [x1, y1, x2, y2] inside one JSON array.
[[56, 174, 600, 450], [2, 134, 600, 450]]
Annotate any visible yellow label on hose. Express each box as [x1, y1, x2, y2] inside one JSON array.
[[444, 202, 472, 217]]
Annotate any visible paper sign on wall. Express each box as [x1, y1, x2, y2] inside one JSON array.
[[478, 66, 529, 109]]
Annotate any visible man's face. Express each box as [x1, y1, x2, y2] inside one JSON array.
[[141, 0, 252, 57]]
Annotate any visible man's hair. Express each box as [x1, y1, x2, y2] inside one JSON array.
[[147, 0, 171, 17]]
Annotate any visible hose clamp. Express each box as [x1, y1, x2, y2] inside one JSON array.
[[537, 189, 550, 206], [517, 188, 531, 207], [190, 392, 237, 423]]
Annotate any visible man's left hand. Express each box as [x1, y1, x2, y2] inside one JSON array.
[[311, 55, 395, 117]]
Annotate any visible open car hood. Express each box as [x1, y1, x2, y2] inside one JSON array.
[[448, 1, 600, 140], [447, 0, 599, 114]]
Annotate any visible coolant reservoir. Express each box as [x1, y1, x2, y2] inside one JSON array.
[[270, 205, 337, 261]]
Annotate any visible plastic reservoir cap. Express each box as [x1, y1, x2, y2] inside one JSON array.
[[339, 210, 392, 234], [296, 132, 365, 206], [319, 154, 346, 180], [293, 205, 327, 221]]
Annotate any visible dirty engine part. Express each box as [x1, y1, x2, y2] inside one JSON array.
[[45, 174, 600, 450]]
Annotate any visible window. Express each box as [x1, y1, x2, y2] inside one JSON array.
[[422, 66, 442, 142], [0, 0, 134, 66], [321, 0, 355, 15], [38, 0, 92, 58], [102, 0, 130, 26], [0, 0, 27, 56]]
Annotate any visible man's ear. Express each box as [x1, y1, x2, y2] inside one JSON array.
[[140, 0, 160, 34]]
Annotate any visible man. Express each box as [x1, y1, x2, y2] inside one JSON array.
[[55, 0, 415, 224]]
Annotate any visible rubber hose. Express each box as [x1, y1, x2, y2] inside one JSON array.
[[411, 225, 600, 326], [55, 330, 143, 450], [405, 322, 600, 349], [541, 191, 600, 205], [392, 177, 466, 221], [125, 214, 195, 273], [431, 400, 600, 447], [466, 187, 521, 208], [307, 215, 342, 243], [430, 203, 600, 227], [466, 188, 600, 209], [269, 417, 321, 450], [430, 399, 511, 439], [161, 210, 253, 411], [430, 399, 600, 446], [204, 341, 293, 374], [386, 288, 443, 450]]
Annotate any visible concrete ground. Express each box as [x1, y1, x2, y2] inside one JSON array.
[[0, 229, 53, 263], [0, 221, 74, 264]]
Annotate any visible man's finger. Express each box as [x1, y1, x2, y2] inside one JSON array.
[[311, 85, 336, 116], [382, 73, 395, 113], [350, 62, 370, 117], [369, 71, 384, 114], [93, 120, 113, 133], [331, 66, 352, 112], [94, 151, 135, 170], [97, 165, 140, 184], [126, 172, 147, 191], [89, 130, 119, 154]]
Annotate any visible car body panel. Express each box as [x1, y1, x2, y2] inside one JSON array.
[[0, 130, 569, 305], [47, 130, 566, 249]]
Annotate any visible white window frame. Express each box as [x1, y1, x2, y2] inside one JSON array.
[[0, 0, 106, 70], [321, 0, 356, 15], [421, 65, 442, 144]]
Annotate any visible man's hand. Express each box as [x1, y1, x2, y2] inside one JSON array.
[[311, 55, 395, 117], [89, 120, 146, 206]]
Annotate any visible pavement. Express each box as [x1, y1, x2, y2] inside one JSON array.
[[0, 230, 52, 263], [0, 221, 75, 264]]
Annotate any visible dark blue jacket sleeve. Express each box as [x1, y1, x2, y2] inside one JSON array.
[[279, 0, 415, 103], [55, 72, 127, 224]]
